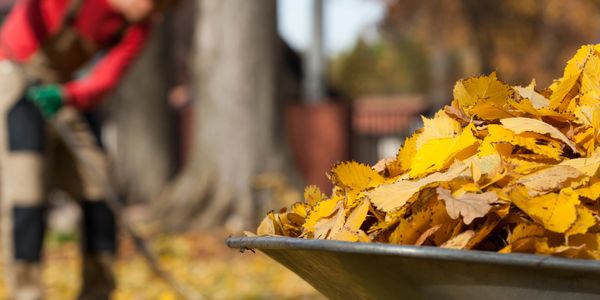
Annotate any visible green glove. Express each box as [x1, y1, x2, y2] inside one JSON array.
[[26, 84, 64, 119]]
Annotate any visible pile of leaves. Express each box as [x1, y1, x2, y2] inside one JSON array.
[[256, 44, 600, 259]]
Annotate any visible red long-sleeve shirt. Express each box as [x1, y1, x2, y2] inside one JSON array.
[[0, 0, 150, 110]]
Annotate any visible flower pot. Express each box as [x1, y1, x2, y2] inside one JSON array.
[[286, 101, 349, 192]]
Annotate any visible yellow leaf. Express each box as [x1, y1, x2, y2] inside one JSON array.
[[372, 157, 394, 174], [509, 187, 579, 233], [453, 72, 514, 120], [304, 185, 326, 206], [470, 161, 481, 183], [313, 203, 345, 239], [550, 75, 579, 111], [506, 157, 549, 175], [468, 102, 514, 120], [332, 200, 371, 242], [464, 152, 503, 178], [330, 161, 385, 192], [410, 123, 479, 178], [515, 165, 583, 197], [332, 228, 370, 243], [559, 148, 600, 177], [368, 161, 470, 212], [465, 214, 502, 249], [568, 233, 600, 251], [508, 97, 567, 120], [581, 53, 600, 94], [416, 111, 462, 149], [486, 125, 563, 159], [575, 180, 600, 200], [414, 224, 442, 246], [513, 80, 550, 109], [508, 223, 546, 244], [441, 230, 475, 249], [256, 214, 276, 236], [500, 117, 579, 154], [303, 197, 339, 233], [550, 45, 595, 111], [389, 199, 452, 245], [390, 132, 420, 176], [550, 74, 579, 112], [343, 199, 370, 232], [290, 202, 308, 219], [571, 126, 596, 156], [563, 44, 596, 78], [566, 206, 596, 237]]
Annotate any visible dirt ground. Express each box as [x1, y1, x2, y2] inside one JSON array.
[[0, 229, 325, 299]]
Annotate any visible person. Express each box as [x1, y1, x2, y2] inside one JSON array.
[[0, 0, 165, 297]]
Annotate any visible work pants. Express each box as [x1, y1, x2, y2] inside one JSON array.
[[0, 61, 116, 300]]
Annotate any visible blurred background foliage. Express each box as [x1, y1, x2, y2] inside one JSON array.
[[331, 0, 600, 108]]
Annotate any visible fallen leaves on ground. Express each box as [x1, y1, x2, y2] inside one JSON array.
[[256, 44, 600, 260], [0, 231, 324, 300]]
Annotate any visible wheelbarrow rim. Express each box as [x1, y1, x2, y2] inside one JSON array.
[[227, 236, 600, 274]]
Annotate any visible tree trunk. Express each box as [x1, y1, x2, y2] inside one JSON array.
[[155, 0, 278, 231], [110, 21, 176, 204]]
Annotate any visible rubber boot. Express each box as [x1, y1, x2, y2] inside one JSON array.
[[78, 201, 116, 300], [78, 253, 115, 300]]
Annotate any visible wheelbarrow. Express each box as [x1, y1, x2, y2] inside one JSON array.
[[226, 236, 600, 300]]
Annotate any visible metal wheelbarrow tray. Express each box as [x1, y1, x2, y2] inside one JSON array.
[[227, 236, 600, 300]]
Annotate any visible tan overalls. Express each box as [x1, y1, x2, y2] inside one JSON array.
[[0, 0, 119, 298]]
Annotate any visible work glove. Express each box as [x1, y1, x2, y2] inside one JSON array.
[[26, 84, 64, 119]]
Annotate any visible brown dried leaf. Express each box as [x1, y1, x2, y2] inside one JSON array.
[[436, 187, 499, 225]]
